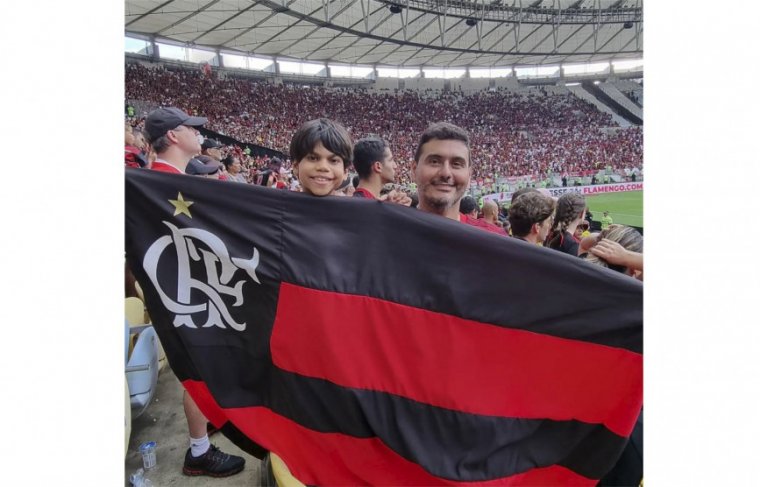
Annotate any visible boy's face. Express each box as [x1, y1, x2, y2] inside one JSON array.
[[293, 142, 346, 197]]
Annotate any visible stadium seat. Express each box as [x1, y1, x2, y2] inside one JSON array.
[[125, 296, 168, 372], [125, 320, 160, 419], [125, 374, 131, 457]]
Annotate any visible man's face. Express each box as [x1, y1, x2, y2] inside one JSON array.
[[537, 215, 554, 242], [293, 142, 346, 197], [229, 158, 242, 174], [134, 133, 146, 151], [412, 139, 470, 212], [206, 147, 222, 161], [379, 147, 397, 184], [170, 124, 202, 155]]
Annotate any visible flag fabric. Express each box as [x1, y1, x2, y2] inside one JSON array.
[[125, 169, 643, 485]]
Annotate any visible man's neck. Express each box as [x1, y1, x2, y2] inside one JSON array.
[[157, 149, 192, 173], [419, 201, 460, 221], [356, 177, 384, 199], [523, 233, 539, 245], [485, 215, 497, 225]]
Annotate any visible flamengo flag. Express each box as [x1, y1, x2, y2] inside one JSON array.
[[125, 169, 643, 485]]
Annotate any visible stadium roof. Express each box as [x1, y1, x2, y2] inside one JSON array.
[[125, 0, 642, 68]]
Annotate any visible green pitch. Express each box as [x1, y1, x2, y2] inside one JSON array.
[[586, 191, 643, 228]]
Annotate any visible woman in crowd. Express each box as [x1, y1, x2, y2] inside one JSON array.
[[544, 192, 586, 256]]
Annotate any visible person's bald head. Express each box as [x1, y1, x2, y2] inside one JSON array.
[[482, 200, 499, 223], [483, 200, 499, 218]]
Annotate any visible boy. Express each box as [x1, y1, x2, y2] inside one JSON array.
[[290, 118, 353, 196]]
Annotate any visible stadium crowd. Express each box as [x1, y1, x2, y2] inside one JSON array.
[[125, 62, 643, 186], [126, 104, 643, 484]]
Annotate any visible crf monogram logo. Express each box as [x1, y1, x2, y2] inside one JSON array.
[[143, 222, 260, 331]]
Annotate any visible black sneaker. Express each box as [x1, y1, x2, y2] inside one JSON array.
[[182, 444, 245, 477]]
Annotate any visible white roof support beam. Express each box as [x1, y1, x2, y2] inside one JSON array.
[[126, 0, 177, 28], [276, 0, 361, 56], [214, 0, 291, 46], [157, 0, 222, 35]]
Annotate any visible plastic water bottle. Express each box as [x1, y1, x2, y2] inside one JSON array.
[[129, 468, 154, 487], [139, 441, 157, 469]]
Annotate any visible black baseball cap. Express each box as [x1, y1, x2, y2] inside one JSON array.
[[202, 138, 223, 150], [186, 156, 221, 176], [144, 107, 207, 143]]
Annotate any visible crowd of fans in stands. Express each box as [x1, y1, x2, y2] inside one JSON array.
[[125, 62, 643, 186]]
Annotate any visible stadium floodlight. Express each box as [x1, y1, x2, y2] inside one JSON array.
[[465, 18, 477, 27], [623, 21, 633, 29], [389, 4, 402, 13]]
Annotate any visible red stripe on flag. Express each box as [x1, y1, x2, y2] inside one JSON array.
[[183, 380, 227, 428], [271, 283, 642, 437], [224, 405, 597, 486]]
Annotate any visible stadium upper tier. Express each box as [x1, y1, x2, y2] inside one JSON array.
[[125, 0, 642, 67], [125, 60, 642, 184]]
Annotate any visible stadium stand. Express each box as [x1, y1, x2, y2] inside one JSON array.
[[125, 61, 642, 187]]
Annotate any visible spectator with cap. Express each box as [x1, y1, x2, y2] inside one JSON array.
[[187, 155, 223, 179], [140, 106, 246, 478], [201, 138, 224, 163], [142, 107, 206, 174]]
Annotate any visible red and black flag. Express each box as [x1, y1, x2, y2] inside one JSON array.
[[125, 169, 643, 485]]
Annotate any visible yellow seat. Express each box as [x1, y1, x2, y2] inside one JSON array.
[[271, 452, 305, 487], [125, 297, 146, 327]]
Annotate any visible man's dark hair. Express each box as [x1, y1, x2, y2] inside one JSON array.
[[269, 157, 283, 168], [353, 137, 388, 178], [221, 155, 235, 168], [145, 132, 171, 154], [352, 175, 360, 188], [508, 192, 556, 237], [510, 187, 540, 204], [290, 118, 352, 169], [459, 196, 478, 215], [414, 122, 470, 163]]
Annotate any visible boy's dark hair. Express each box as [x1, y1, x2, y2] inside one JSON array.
[[508, 192, 556, 238], [414, 122, 470, 163], [290, 118, 352, 169], [221, 155, 235, 168], [353, 137, 388, 178]]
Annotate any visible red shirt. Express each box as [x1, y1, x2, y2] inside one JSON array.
[[353, 188, 376, 199], [150, 160, 183, 174], [460, 214, 508, 236]]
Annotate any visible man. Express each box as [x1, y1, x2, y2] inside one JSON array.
[[352, 137, 411, 205], [459, 196, 508, 236], [201, 138, 224, 163], [601, 210, 614, 230], [187, 156, 222, 179], [508, 192, 556, 245], [411, 122, 472, 222], [141, 106, 246, 478], [478, 200, 508, 236], [458, 196, 479, 219]]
